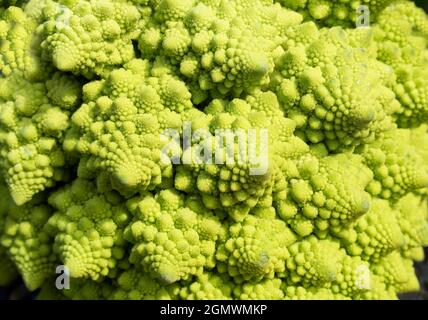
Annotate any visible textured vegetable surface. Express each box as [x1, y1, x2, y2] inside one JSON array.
[[1, 0, 428, 300]]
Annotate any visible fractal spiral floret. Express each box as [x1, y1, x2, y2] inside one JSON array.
[[0, 0, 428, 300]]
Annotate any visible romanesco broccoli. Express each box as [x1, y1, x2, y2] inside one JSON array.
[[0, 0, 427, 301]]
